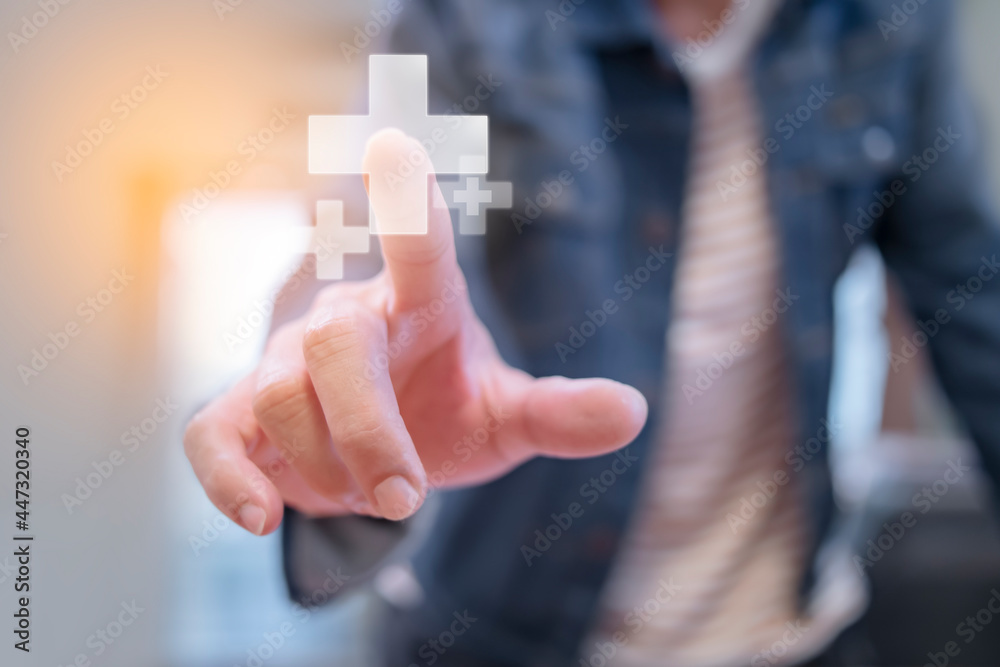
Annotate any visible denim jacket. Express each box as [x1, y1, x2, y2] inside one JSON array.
[[282, 1, 1000, 665]]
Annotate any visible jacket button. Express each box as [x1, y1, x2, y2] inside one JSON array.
[[641, 211, 672, 245], [862, 125, 896, 164], [828, 93, 867, 128], [586, 525, 618, 559]]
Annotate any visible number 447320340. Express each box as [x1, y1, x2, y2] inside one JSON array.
[[14, 427, 29, 531]]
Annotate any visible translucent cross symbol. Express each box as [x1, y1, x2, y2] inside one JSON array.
[[308, 55, 489, 235], [308, 200, 370, 279], [454, 178, 495, 215], [437, 158, 513, 235]]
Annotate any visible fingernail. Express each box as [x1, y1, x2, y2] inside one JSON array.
[[373, 475, 421, 521], [622, 385, 648, 421], [239, 503, 267, 535]]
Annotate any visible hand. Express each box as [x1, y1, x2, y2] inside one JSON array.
[[183, 128, 648, 535]]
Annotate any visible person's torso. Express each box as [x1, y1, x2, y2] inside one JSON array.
[[380, 1, 935, 665]]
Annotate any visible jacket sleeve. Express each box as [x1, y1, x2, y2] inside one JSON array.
[[876, 3, 1000, 487]]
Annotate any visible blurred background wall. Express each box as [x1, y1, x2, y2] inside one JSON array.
[[0, 2, 371, 665], [0, 1, 998, 666]]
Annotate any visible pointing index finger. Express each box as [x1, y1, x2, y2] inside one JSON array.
[[363, 128, 463, 311]]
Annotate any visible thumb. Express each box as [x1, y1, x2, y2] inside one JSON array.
[[507, 376, 648, 460]]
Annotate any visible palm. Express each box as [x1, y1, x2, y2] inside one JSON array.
[[393, 316, 519, 489]]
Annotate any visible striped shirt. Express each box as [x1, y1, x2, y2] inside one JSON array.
[[585, 3, 840, 665]]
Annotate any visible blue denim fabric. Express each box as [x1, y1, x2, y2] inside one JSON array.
[[284, 1, 1000, 664]]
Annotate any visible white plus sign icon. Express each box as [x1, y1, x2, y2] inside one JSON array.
[[454, 178, 494, 215], [309, 200, 370, 279], [309, 55, 489, 235], [437, 158, 513, 235]]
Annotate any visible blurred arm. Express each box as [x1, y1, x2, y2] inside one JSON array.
[[876, 4, 1000, 489]]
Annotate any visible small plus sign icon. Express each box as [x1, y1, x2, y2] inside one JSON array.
[[309, 200, 370, 280], [437, 158, 513, 235], [309, 55, 489, 235], [454, 177, 494, 215]]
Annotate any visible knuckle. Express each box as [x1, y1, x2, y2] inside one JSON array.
[[302, 305, 381, 366], [338, 413, 391, 455], [252, 372, 312, 427], [253, 451, 287, 480], [389, 235, 451, 269]]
